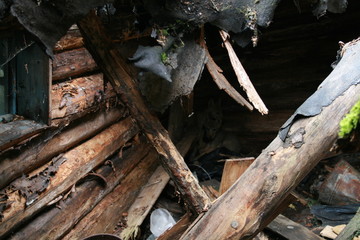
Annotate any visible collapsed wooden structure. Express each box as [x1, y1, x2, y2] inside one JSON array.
[[1, 0, 360, 239]]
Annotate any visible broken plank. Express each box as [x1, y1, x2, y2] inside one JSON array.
[[10, 141, 151, 240], [120, 165, 170, 240], [0, 117, 139, 237], [78, 12, 210, 214], [219, 30, 268, 115], [267, 214, 324, 240], [53, 28, 84, 52], [157, 213, 193, 240], [180, 39, 360, 239], [335, 207, 360, 240], [0, 107, 125, 189], [52, 47, 98, 81], [62, 144, 160, 239]]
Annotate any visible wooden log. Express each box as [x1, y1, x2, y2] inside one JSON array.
[[267, 214, 324, 240], [0, 119, 47, 152], [62, 144, 160, 239], [0, 117, 138, 237], [10, 141, 152, 240], [52, 47, 98, 81], [0, 107, 125, 189], [51, 73, 116, 120], [53, 28, 84, 53], [180, 41, 360, 239], [78, 12, 210, 214]]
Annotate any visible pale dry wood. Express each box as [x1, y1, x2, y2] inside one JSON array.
[[268, 214, 324, 240], [219, 158, 255, 194], [63, 145, 160, 239], [181, 41, 360, 239], [10, 142, 151, 240], [78, 12, 210, 214], [335, 207, 360, 240], [202, 40, 253, 111], [0, 108, 125, 189], [120, 165, 170, 240], [0, 118, 139, 237], [219, 30, 268, 115]]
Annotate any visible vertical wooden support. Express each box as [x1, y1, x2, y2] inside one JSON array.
[[77, 12, 210, 214]]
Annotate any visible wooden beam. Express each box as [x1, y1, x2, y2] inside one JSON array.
[[10, 141, 152, 240], [0, 107, 125, 189], [77, 12, 210, 214], [180, 40, 360, 239], [0, 117, 138, 237]]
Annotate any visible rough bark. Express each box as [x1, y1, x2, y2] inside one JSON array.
[[0, 108, 125, 189], [78, 12, 210, 214], [0, 118, 138, 237], [180, 40, 360, 239]]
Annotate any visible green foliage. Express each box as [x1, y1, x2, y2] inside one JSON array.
[[338, 99, 360, 138], [160, 52, 168, 64]]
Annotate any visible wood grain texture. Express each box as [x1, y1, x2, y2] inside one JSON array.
[[78, 12, 210, 214], [181, 40, 360, 239]]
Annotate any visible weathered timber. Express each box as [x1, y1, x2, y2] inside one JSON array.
[[219, 30, 268, 115], [53, 28, 83, 52], [120, 165, 170, 240], [52, 47, 98, 81], [63, 145, 160, 239], [335, 207, 360, 240], [51, 73, 116, 120], [180, 40, 360, 239], [0, 108, 125, 189], [157, 213, 193, 240], [267, 214, 324, 240], [78, 12, 210, 214], [10, 141, 151, 240], [0, 118, 138, 237], [0, 120, 47, 152]]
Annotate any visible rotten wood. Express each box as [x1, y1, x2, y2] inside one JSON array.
[[77, 12, 210, 214], [52, 47, 98, 81], [62, 144, 160, 239], [267, 214, 324, 240], [180, 40, 360, 240], [51, 73, 116, 120], [219, 30, 268, 115], [0, 120, 47, 152], [53, 27, 84, 52], [0, 117, 139, 237], [120, 165, 170, 240], [0, 108, 125, 189], [10, 141, 152, 240]]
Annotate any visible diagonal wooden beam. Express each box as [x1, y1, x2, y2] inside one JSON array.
[[77, 12, 210, 214]]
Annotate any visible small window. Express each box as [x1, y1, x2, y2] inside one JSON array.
[[0, 32, 50, 124]]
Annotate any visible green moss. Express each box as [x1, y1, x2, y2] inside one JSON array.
[[160, 52, 168, 64], [338, 99, 360, 138]]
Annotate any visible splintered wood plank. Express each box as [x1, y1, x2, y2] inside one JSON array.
[[78, 12, 210, 214], [120, 165, 170, 240], [219, 30, 268, 115], [52, 47, 98, 81], [0, 108, 124, 189], [54, 27, 84, 52], [0, 117, 138, 237], [10, 142, 152, 240], [0, 119, 47, 152], [267, 214, 324, 240]]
